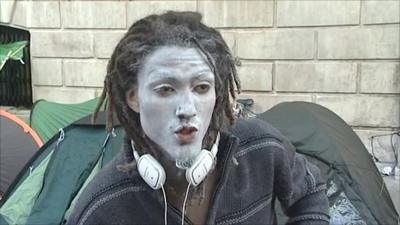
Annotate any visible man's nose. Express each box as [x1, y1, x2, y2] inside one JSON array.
[[176, 97, 197, 120]]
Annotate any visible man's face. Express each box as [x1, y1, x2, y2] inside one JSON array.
[[127, 46, 216, 168]]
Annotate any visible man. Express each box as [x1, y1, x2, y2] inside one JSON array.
[[67, 11, 329, 225]]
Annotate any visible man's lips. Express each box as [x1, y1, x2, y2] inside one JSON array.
[[174, 126, 198, 144]]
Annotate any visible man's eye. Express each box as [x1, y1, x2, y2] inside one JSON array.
[[155, 86, 174, 96], [194, 84, 210, 94]]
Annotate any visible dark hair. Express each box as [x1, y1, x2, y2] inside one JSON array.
[[93, 11, 240, 159]]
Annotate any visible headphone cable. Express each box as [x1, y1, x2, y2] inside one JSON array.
[[181, 183, 191, 225], [161, 185, 168, 225]]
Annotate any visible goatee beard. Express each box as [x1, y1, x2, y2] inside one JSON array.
[[176, 158, 194, 169], [175, 145, 200, 169]]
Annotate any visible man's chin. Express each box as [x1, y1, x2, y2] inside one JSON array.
[[174, 148, 201, 169]]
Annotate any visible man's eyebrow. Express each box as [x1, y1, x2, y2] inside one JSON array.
[[148, 73, 178, 83], [192, 71, 214, 82], [195, 69, 213, 76]]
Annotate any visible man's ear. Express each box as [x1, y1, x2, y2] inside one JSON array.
[[126, 88, 140, 113]]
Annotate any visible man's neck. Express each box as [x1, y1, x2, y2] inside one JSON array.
[[158, 154, 189, 193]]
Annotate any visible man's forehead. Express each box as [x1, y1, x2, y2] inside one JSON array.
[[143, 46, 211, 69], [136, 46, 215, 85]]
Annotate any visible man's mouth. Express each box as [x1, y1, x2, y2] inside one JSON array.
[[174, 126, 198, 144]]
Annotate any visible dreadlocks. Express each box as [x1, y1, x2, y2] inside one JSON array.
[[93, 11, 240, 160]]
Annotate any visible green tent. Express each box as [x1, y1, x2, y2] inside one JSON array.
[[257, 101, 399, 225], [0, 112, 123, 225], [30, 98, 100, 143], [0, 41, 27, 72]]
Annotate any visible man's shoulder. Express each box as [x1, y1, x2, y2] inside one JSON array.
[[80, 150, 145, 199], [67, 151, 145, 224], [227, 117, 297, 163]]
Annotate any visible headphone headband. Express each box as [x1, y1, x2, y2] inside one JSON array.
[[211, 132, 220, 157], [131, 141, 140, 161]]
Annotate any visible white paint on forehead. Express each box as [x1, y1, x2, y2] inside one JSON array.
[[141, 46, 213, 82], [145, 46, 210, 64]]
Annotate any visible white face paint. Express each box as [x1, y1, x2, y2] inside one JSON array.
[[128, 46, 216, 168]]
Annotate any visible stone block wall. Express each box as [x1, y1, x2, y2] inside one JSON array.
[[1, 0, 399, 164]]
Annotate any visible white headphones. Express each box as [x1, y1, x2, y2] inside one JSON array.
[[131, 133, 220, 190]]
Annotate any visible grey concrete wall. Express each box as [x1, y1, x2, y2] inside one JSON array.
[[1, 0, 399, 163]]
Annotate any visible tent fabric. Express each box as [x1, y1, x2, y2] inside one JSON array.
[[257, 101, 399, 225], [0, 112, 123, 225], [0, 110, 42, 194], [0, 151, 54, 224], [0, 41, 27, 71], [30, 98, 99, 143], [24, 126, 116, 225], [0, 110, 42, 146], [63, 154, 103, 222], [1, 130, 59, 204]]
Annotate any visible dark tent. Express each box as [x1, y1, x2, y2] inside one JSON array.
[[257, 102, 399, 225], [0, 110, 42, 197]]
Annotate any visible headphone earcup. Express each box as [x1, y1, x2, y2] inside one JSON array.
[[185, 150, 215, 186], [136, 154, 166, 190]]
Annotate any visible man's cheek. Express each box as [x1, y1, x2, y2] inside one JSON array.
[[198, 102, 215, 118]]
